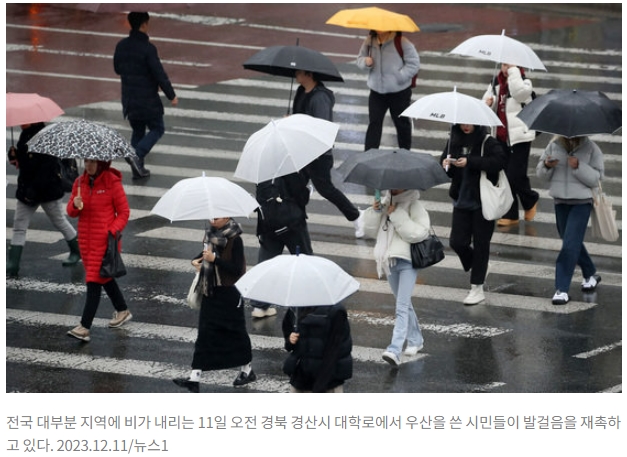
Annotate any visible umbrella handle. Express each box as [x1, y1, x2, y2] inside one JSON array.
[[293, 307, 299, 332], [286, 77, 294, 116]]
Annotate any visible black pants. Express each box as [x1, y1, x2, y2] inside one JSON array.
[[501, 141, 539, 220], [304, 154, 359, 222], [80, 280, 128, 329], [365, 87, 413, 151], [251, 223, 313, 310], [449, 207, 495, 285]]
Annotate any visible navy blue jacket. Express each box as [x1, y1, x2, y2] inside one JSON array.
[[113, 30, 176, 121]]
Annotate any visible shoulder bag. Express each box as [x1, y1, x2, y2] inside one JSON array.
[[100, 231, 127, 278], [186, 272, 202, 310], [410, 228, 445, 269], [479, 136, 514, 220], [590, 181, 619, 242]]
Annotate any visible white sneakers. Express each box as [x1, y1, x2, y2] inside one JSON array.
[[354, 209, 365, 238], [581, 275, 601, 292], [403, 345, 423, 356], [463, 284, 485, 306], [251, 307, 277, 318], [552, 291, 570, 305], [382, 351, 400, 368]]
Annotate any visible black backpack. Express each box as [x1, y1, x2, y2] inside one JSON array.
[[256, 175, 306, 236]]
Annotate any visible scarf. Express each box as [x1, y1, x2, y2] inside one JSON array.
[[373, 190, 420, 278], [495, 67, 526, 143], [200, 218, 243, 297]]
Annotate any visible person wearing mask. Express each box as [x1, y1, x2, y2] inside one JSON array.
[[361, 188, 431, 368], [536, 136, 604, 305], [356, 30, 420, 151], [66, 159, 131, 342], [7, 122, 80, 278], [440, 124, 508, 305], [483, 63, 539, 226], [114, 11, 178, 179], [292, 70, 364, 238], [173, 217, 257, 391]]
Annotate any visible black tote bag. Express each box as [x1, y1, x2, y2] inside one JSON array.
[[100, 231, 127, 278]]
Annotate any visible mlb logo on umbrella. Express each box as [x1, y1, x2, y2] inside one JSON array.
[[479, 49, 492, 57], [430, 113, 445, 119]]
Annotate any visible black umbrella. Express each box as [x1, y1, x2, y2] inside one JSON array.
[[243, 45, 344, 82], [338, 149, 450, 191], [517, 89, 622, 138]]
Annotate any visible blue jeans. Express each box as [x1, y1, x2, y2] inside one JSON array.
[[554, 203, 596, 293], [386, 259, 423, 357], [129, 117, 165, 159]]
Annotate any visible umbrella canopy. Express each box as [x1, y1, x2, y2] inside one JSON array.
[[6, 93, 64, 127], [517, 89, 622, 138], [27, 119, 135, 160], [338, 149, 449, 191], [235, 254, 360, 307], [234, 114, 340, 184], [401, 87, 503, 127], [326, 6, 420, 33], [450, 30, 547, 71], [151, 174, 259, 222], [243, 45, 344, 82]]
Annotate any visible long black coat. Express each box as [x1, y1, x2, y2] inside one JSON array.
[[113, 30, 176, 121], [10, 123, 64, 206]]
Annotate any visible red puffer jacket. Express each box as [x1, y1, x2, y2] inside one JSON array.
[[67, 164, 130, 284]]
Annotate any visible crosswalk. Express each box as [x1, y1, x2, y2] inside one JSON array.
[[6, 30, 622, 393]]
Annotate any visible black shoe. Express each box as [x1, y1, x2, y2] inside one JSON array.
[[233, 370, 257, 387], [173, 377, 199, 393], [125, 156, 150, 179]]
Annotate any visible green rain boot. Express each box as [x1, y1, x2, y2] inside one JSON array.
[[7, 245, 23, 278], [62, 237, 81, 266]]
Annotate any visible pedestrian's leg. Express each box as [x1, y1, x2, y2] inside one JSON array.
[[386, 260, 419, 357], [129, 119, 147, 158], [389, 87, 413, 150], [555, 204, 590, 293], [80, 282, 103, 329], [103, 279, 128, 312], [251, 234, 284, 313], [41, 199, 77, 241], [307, 155, 359, 221], [135, 117, 165, 162], [470, 210, 495, 285], [365, 90, 387, 151], [449, 208, 474, 272], [11, 200, 37, 247]]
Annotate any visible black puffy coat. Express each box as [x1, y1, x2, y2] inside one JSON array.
[[10, 123, 64, 206], [113, 30, 176, 121]]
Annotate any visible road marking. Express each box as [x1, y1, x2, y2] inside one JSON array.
[[572, 341, 622, 359]]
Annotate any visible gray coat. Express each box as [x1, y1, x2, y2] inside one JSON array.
[[536, 137, 604, 200]]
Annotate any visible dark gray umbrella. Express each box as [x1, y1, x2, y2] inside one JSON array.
[[338, 149, 450, 191], [517, 89, 622, 138], [243, 45, 344, 82], [27, 119, 136, 161]]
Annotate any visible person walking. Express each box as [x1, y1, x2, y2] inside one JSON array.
[[249, 171, 313, 318], [173, 217, 256, 391], [282, 304, 352, 393], [66, 160, 132, 342], [536, 136, 604, 305], [292, 69, 364, 238], [440, 124, 508, 305], [113, 11, 178, 179], [356, 30, 420, 151], [362, 188, 431, 368], [484, 63, 540, 226], [7, 122, 80, 278]]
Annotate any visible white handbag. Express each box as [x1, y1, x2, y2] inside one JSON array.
[[590, 182, 619, 242], [186, 272, 202, 310], [478, 136, 514, 221]]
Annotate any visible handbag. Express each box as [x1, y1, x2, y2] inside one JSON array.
[[99, 231, 127, 278], [590, 181, 619, 242], [59, 158, 79, 193], [186, 272, 202, 310], [410, 229, 445, 269], [478, 136, 514, 220]]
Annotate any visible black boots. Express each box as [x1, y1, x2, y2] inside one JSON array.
[[6, 245, 23, 278], [125, 156, 150, 179], [62, 237, 81, 266]]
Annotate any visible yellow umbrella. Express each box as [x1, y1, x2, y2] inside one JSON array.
[[326, 6, 419, 33]]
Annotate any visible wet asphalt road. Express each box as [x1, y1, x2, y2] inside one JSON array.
[[5, 4, 622, 395]]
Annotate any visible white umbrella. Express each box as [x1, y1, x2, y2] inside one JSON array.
[[401, 87, 503, 127], [151, 174, 258, 222], [450, 29, 547, 71], [235, 254, 360, 307], [233, 114, 340, 184]]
